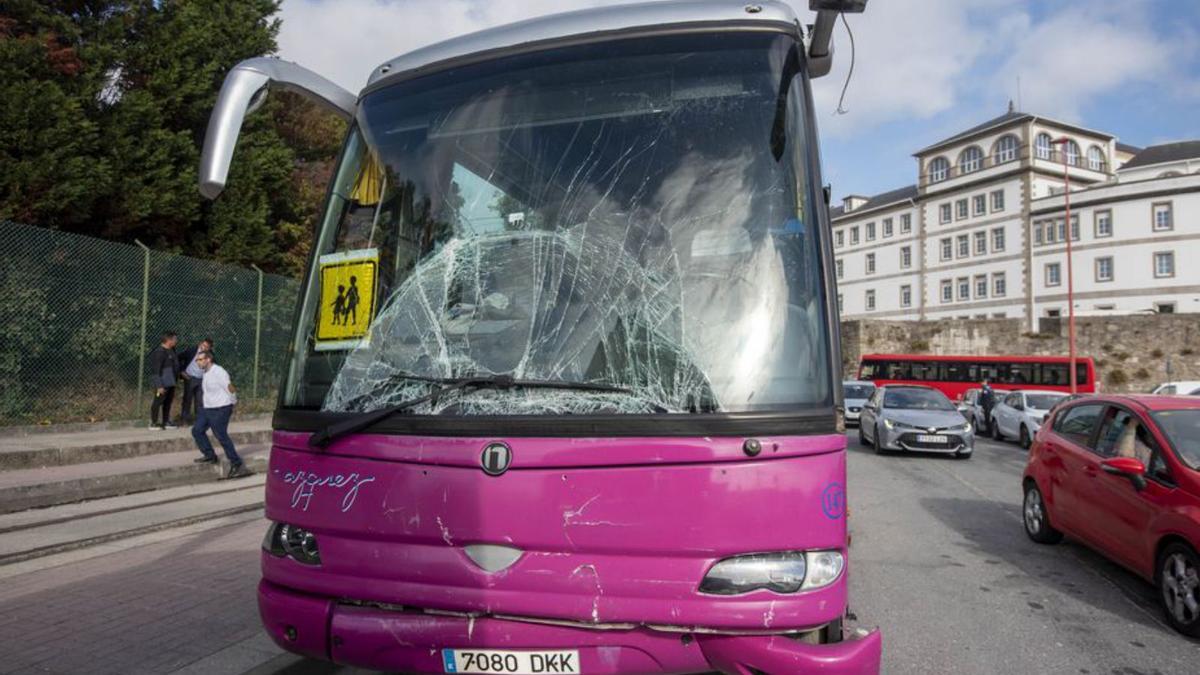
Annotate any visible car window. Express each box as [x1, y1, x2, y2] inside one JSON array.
[[1158, 385, 1177, 395], [1188, 388, 1200, 396], [1094, 408, 1156, 463], [1151, 409, 1200, 471], [1004, 393, 1021, 407], [965, 391, 977, 404], [843, 384, 875, 399], [882, 388, 955, 411], [1052, 404, 1104, 447], [1026, 393, 1063, 410]]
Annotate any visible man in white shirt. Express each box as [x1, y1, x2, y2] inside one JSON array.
[[190, 351, 253, 479]]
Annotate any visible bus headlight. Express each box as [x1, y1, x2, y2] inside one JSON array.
[[264, 522, 321, 565], [699, 550, 844, 595]]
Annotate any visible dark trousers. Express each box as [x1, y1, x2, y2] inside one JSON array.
[[180, 379, 202, 423], [192, 405, 242, 465], [151, 386, 175, 426]]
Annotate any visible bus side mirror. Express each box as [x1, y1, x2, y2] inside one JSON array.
[[199, 57, 357, 200], [806, 1, 869, 78]]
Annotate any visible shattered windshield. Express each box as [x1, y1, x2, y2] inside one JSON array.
[[282, 32, 832, 417]]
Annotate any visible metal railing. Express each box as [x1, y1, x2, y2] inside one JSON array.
[[0, 220, 300, 425]]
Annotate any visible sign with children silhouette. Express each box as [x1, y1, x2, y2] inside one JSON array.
[[315, 249, 379, 350]]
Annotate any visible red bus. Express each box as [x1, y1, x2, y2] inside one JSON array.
[[857, 353, 1097, 401]]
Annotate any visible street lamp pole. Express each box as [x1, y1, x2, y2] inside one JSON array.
[[1052, 137, 1077, 394]]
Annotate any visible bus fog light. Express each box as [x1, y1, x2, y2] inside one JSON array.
[[699, 552, 806, 595], [268, 522, 322, 565], [801, 550, 844, 590]]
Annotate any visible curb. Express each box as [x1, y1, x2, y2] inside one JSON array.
[[0, 429, 272, 470]]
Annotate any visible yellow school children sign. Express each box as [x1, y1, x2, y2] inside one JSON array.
[[315, 249, 379, 351]]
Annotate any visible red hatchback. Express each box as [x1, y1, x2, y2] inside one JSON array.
[[1022, 395, 1200, 636]]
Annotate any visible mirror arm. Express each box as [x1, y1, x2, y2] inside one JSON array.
[[199, 57, 356, 200]]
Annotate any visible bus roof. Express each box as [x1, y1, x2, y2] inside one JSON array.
[[366, 0, 800, 91], [861, 354, 1094, 364]]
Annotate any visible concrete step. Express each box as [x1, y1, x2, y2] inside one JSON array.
[[0, 444, 270, 514], [0, 476, 266, 565], [0, 417, 272, 470]]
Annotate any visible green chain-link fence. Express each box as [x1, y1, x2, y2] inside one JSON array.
[[0, 220, 301, 426]]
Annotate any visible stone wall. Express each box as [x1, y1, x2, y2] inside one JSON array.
[[840, 315, 1200, 392]]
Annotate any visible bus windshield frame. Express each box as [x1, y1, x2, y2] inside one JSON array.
[[276, 30, 839, 437]]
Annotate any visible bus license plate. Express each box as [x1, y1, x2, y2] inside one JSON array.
[[917, 434, 948, 443], [443, 649, 580, 674]]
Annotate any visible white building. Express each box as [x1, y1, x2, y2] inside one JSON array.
[[832, 109, 1200, 329]]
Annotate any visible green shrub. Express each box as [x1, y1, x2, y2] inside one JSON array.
[[1150, 348, 1164, 359], [1106, 369, 1129, 387], [1134, 368, 1150, 380]]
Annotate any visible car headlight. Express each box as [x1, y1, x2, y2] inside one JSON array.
[[699, 550, 844, 595], [264, 522, 321, 565], [883, 418, 895, 429], [954, 421, 972, 434]]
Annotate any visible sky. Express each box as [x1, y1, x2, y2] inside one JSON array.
[[277, 0, 1200, 202]]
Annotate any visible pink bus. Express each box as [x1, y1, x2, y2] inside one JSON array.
[[199, 1, 879, 672]]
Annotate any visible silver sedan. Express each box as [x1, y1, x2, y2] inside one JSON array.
[[858, 385, 975, 458]]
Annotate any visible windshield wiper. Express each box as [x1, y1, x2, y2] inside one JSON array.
[[309, 374, 634, 448]]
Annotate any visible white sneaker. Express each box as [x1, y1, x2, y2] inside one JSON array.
[[148, 424, 160, 430]]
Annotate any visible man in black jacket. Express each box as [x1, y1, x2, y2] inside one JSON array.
[[177, 338, 214, 424], [148, 331, 180, 429], [979, 379, 996, 434]]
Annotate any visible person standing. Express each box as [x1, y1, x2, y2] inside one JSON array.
[[979, 379, 996, 434], [178, 338, 214, 424], [148, 331, 180, 430], [191, 351, 253, 479]]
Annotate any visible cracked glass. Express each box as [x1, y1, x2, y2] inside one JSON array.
[[282, 32, 831, 417]]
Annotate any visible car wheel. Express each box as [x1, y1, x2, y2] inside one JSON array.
[[858, 422, 869, 447], [1019, 425, 1031, 449], [1022, 481, 1063, 545], [1158, 542, 1200, 637], [873, 423, 888, 455]]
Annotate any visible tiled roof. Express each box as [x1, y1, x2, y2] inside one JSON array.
[[1115, 141, 1143, 155], [914, 111, 1031, 156], [831, 184, 918, 219], [1119, 141, 1200, 170]]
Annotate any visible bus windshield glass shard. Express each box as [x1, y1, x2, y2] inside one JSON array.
[[282, 32, 831, 418]]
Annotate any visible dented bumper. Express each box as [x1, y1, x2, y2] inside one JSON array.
[[259, 580, 881, 674]]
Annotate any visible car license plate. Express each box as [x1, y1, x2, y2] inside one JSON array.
[[443, 649, 580, 674], [917, 434, 948, 443]]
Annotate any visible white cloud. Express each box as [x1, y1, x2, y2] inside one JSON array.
[[996, 3, 1182, 121], [277, 0, 614, 92]]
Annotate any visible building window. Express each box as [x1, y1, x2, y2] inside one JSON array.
[[973, 194, 986, 216], [1154, 251, 1175, 278], [835, 229, 844, 247], [974, 231, 987, 255], [1155, 302, 1176, 314], [882, 217, 893, 238], [941, 279, 953, 303], [900, 213, 912, 233], [1094, 304, 1115, 311], [866, 221, 876, 240], [1063, 140, 1081, 167], [1087, 145, 1106, 171], [1034, 222, 1044, 245], [993, 135, 1018, 164], [1095, 256, 1114, 282], [975, 274, 988, 298], [993, 272, 1007, 297], [1046, 308, 1062, 318], [836, 258, 843, 279], [901, 284, 912, 308], [957, 277, 970, 300], [1070, 215, 1079, 241], [959, 146, 984, 174], [990, 189, 1005, 212], [850, 226, 859, 244], [865, 252, 876, 274], [992, 227, 1005, 252], [940, 238, 952, 261], [900, 245, 912, 269], [1153, 202, 1173, 231], [865, 289, 876, 311], [1046, 262, 1062, 287], [955, 199, 968, 220], [1035, 133, 1053, 159], [837, 293, 843, 313], [1094, 210, 1112, 238], [992, 312, 1007, 319], [929, 157, 950, 183], [940, 203, 952, 224], [956, 234, 969, 258]]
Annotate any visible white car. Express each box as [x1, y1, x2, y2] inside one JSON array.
[[989, 390, 1067, 449], [842, 380, 876, 426], [1151, 381, 1200, 396]]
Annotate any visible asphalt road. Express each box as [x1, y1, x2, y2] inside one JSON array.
[[846, 430, 1200, 675]]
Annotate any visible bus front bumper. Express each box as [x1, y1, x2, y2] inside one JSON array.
[[259, 581, 882, 674]]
